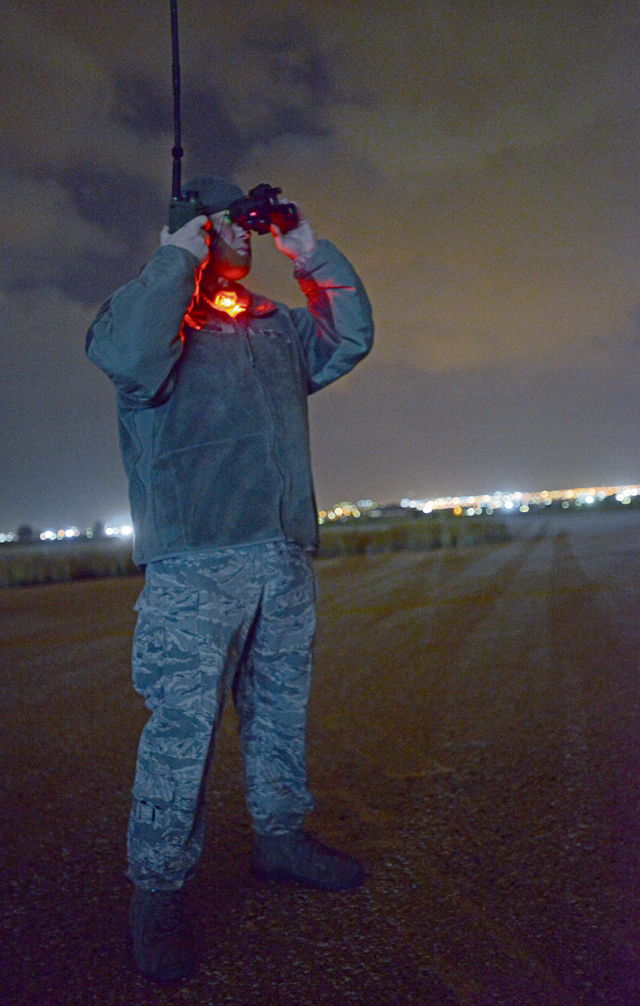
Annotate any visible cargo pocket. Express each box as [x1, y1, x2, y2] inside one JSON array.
[[131, 768, 177, 821], [132, 586, 200, 708]]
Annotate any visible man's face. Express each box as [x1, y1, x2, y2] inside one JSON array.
[[206, 209, 252, 280]]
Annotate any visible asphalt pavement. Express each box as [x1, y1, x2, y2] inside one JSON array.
[[1, 510, 639, 1005]]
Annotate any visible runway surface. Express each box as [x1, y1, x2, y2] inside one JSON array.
[[1, 510, 639, 1004]]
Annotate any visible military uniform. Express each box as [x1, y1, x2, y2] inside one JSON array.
[[128, 543, 316, 889], [87, 199, 373, 899]]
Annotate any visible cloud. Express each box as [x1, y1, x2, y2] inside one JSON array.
[[188, 13, 332, 138], [3, 0, 640, 527], [112, 74, 172, 137], [321, 9, 637, 186], [237, 120, 640, 376], [5, 0, 639, 366], [0, 169, 166, 305], [0, 3, 341, 305], [1, 3, 176, 301], [2, 3, 168, 177]]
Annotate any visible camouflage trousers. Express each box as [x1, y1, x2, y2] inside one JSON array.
[[126, 541, 317, 890]]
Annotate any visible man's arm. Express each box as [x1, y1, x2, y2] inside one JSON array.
[[86, 216, 209, 406], [287, 246, 374, 394], [270, 202, 374, 392]]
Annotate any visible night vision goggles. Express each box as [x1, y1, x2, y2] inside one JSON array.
[[227, 184, 298, 235]]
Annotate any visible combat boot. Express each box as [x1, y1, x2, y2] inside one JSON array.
[[130, 888, 195, 982], [251, 831, 365, 891]]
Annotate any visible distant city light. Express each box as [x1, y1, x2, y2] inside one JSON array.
[[6, 484, 640, 548], [318, 482, 640, 523]]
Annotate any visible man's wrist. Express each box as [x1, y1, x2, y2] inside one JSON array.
[[292, 243, 318, 275]]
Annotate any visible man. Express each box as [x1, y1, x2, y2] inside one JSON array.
[[86, 177, 374, 982]]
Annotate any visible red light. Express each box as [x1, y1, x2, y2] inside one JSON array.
[[182, 262, 249, 330], [213, 289, 246, 317]]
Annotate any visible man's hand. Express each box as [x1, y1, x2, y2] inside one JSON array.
[[160, 215, 210, 263], [270, 204, 317, 262]]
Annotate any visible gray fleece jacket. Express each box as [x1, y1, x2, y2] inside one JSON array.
[[86, 238, 373, 567]]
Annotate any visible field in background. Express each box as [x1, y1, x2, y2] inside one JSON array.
[[0, 516, 512, 588], [2, 510, 638, 1003]]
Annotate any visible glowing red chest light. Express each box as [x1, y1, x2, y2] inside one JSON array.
[[212, 289, 246, 317]]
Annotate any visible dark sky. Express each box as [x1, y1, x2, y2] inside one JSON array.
[[2, 0, 640, 530]]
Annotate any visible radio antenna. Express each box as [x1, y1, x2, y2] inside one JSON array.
[[170, 0, 183, 202], [167, 0, 204, 230]]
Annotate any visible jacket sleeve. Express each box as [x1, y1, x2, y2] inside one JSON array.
[[289, 239, 374, 393], [85, 245, 198, 406]]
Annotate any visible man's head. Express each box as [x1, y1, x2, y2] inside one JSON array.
[[185, 176, 252, 280]]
